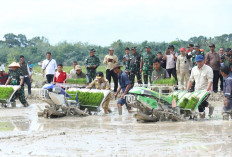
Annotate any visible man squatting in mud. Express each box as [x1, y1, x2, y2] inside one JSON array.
[[87, 72, 112, 114]]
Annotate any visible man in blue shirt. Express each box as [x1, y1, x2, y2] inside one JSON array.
[[112, 63, 132, 115], [220, 66, 232, 120]]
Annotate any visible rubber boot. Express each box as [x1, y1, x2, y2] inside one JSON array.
[[199, 112, 205, 119], [222, 112, 229, 120], [208, 105, 214, 118], [117, 104, 122, 115], [23, 102, 29, 107], [11, 102, 16, 108]]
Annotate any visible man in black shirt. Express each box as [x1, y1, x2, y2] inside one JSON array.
[[157, 52, 166, 69]]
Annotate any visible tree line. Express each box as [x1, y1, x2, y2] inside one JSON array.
[[1, 33, 232, 66]]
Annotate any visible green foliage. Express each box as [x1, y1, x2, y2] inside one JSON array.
[[185, 97, 199, 110], [78, 91, 104, 106], [152, 77, 177, 85], [66, 78, 87, 84], [1, 33, 232, 66], [179, 98, 189, 108], [0, 87, 14, 100]]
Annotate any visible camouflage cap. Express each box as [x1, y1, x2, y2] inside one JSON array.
[[145, 46, 151, 49], [89, 48, 96, 52], [131, 47, 137, 50]]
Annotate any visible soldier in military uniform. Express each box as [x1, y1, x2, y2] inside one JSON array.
[[84, 49, 100, 83], [140, 46, 155, 85], [87, 72, 111, 114], [126, 47, 142, 87], [5, 62, 29, 107]]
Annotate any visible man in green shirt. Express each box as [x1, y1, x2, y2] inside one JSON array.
[[151, 59, 169, 82], [69, 65, 87, 79]]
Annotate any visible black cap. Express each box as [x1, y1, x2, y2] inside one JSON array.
[[89, 48, 96, 52], [96, 71, 104, 77], [125, 47, 130, 50], [209, 44, 215, 47], [187, 44, 194, 48], [168, 45, 174, 49], [194, 43, 200, 48], [20, 55, 24, 58], [131, 47, 136, 50], [226, 48, 231, 52]]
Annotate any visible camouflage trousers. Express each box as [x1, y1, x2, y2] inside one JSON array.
[[143, 70, 152, 85], [10, 86, 27, 105], [86, 69, 96, 83], [129, 71, 142, 87]]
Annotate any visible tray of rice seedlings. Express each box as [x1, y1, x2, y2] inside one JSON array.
[[179, 97, 189, 108], [152, 77, 177, 86], [78, 91, 104, 111], [66, 78, 87, 85], [185, 96, 199, 110], [0, 85, 21, 103]]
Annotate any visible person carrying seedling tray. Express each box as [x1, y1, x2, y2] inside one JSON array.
[[186, 55, 214, 118], [5, 62, 29, 107], [86, 72, 111, 114]]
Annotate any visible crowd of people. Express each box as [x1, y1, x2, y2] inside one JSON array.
[[1, 43, 232, 117]]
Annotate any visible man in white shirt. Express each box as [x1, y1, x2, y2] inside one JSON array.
[[163, 45, 178, 83], [187, 55, 214, 118], [42, 52, 57, 83], [103, 48, 119, 92]]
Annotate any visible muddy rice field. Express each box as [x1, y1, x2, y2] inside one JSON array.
[[0, 97, 231, 157]]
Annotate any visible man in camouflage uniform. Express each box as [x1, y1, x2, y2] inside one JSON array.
[[140, 46, 155, 85], [126, 47, 142, 87], [84, 49, 100, 83], [5, 62, 29, 107], [87, 72, 111, 114]]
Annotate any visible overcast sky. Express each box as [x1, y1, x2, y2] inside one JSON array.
[[0, 0, 231, 46]]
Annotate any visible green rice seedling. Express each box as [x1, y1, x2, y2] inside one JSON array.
[[77, 91, 104, 106], [66, 78, 87, 84], [0, 87, 14, 100], [185, 96, 198, 110], [179, 98, 189, 108], [152, 77, 177, 85]]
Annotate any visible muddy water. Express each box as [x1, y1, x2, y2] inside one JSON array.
[[0, 103, 231, 156]]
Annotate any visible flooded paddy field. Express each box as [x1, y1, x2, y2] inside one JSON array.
[[0, 100, 231, 156]]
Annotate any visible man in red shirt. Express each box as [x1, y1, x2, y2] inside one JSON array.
[[0, 67, 8, 85], [53, 64, 67, 83]]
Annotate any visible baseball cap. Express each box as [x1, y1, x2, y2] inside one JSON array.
[[96, 71, 104, 79], [226, 48, 231, 52], [196, 55, 204, 62], [75, 65, 82, 71], [179, 47, 186, 51], [145, 46, 151, 49], [125, 47, 130, 50], [187, 44, 194, 48], [194, 44, 200, 48], [131, 47, 137, 50], [89, 48, 96, 52]]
